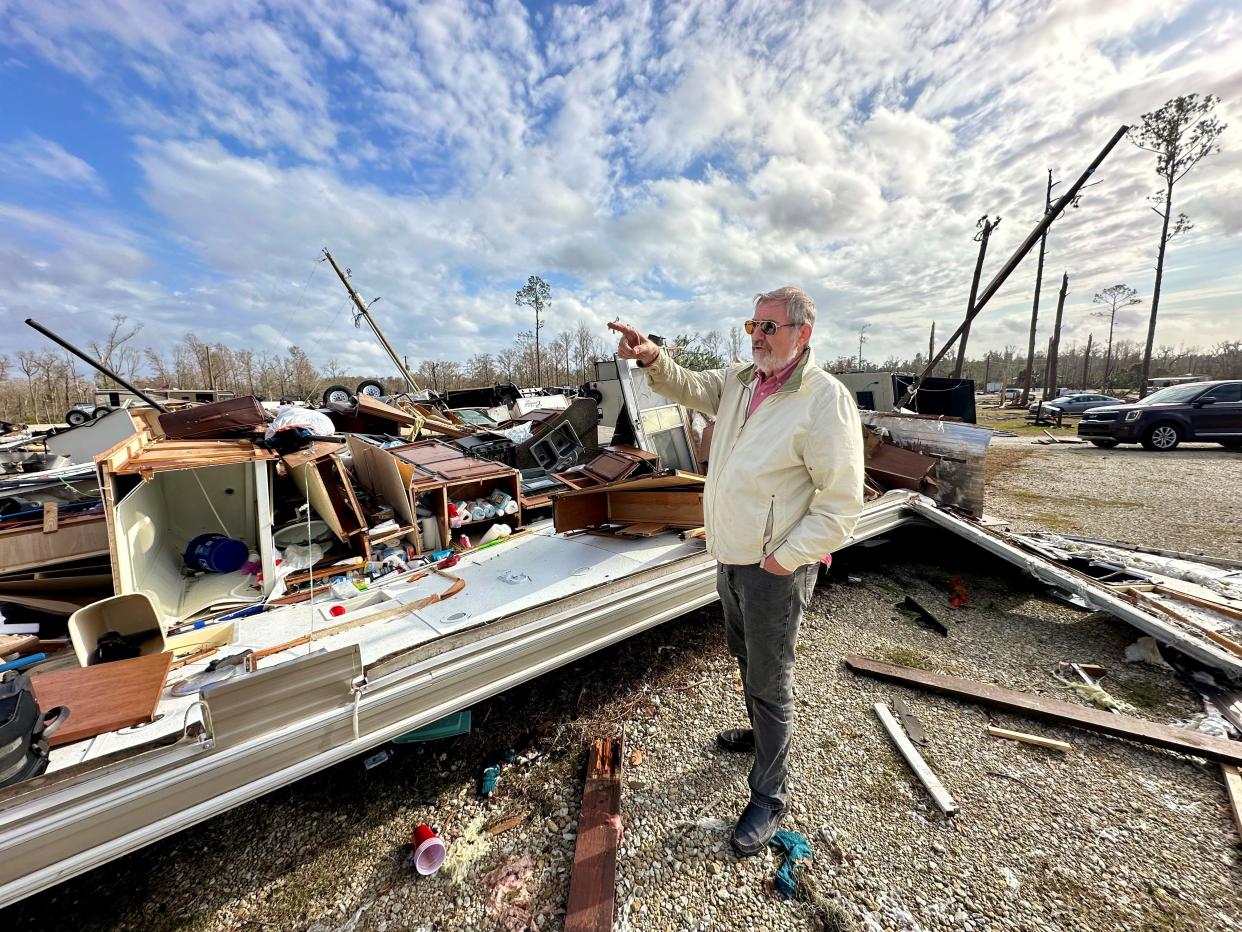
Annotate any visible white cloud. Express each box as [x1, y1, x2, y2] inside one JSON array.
[[0, 134, 105, 194], [0, 0, 1239, 371]]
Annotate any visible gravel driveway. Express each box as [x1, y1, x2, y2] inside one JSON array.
[[984, 436, 1242, 561], [5, 439, 1241, 932]]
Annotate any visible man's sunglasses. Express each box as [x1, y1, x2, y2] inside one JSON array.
[[744, 319, 799, 336]]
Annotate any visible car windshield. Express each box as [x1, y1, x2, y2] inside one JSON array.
[[1138, 383, 1209, 405]]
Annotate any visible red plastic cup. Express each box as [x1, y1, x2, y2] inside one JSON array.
[[412, 823, 446, 875], [329, 604, 347, 617]]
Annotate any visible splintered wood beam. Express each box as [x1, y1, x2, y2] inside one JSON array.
[[565, 735, 624, 932], [846, 655, 1242, 766], [1223, 764, 1242, 842], [874, 702, 959, 816]]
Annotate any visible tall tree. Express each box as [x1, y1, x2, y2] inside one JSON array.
[[1130, 94, 1226, 396], [1090, 284, 1141, 390], [857, 323, 870, 370], [514, 275, 551, 385], [1046, 272, 1069, 398]]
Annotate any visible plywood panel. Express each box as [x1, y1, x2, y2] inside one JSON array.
[[31, 652, 172, 747]]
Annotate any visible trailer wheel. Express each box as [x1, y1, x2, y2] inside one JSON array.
[[65, 409, 90, 427], [322, 384, 352, 405], [92, 405, 112, 419], [355, 379, 385, 398]]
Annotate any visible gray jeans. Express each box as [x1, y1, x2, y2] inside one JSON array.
[[717, 561, 816, 811]]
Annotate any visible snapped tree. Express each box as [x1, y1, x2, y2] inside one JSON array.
[[1130, 94, 1226, 397], [1090, 283, 1141, 389], [514, 275, 551, 385]]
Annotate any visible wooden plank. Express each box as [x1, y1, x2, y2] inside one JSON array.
[[616, 523, 668, 538], [874, 703, 959, 816], [565, 736, 624, 932], [986, 725, 1071, 753], [30, 652, 171, 747], [1223, 764, 1242, 842], [1128, 590, 1242, 658], [42, 502, 58, 534], [1156, 586, 1242, 622], [0, 634, 38, 656], [845, 655, 1242, 766], [355, 393, 422, 427]]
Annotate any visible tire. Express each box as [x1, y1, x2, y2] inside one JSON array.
[[1219, 440, 1242, 449], [322, 384, 352, 405], [355, 379, 385, 398], [1089, 439, 1119, 448], [65, 409, 90, 427], [91, 405, 112, 419], [1141, 422, 1181, 452]]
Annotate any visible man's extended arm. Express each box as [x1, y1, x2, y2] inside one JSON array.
[[608, 320, 727, 417], [641, 347, 728, 417], [770, 384, 865, 571]]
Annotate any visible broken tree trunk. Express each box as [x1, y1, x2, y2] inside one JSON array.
[[565, 735, 624, 932]]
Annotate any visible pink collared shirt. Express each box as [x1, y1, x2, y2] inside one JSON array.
[[747, 352, 803, 418]]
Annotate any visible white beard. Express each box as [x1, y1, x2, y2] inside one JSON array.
[[753, 343, 802, 377]]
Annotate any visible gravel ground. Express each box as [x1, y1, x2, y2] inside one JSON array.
[[983, 434, 1242, 561], [6, 525, 1241, 932]]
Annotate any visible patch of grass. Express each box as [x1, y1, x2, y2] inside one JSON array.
[[1120, 681, 1175, 711], [880, 646, 931, 670], [1032, 511, 1079, 531]]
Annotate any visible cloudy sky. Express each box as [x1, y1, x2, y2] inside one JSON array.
[[0, 0, 1239, 376]]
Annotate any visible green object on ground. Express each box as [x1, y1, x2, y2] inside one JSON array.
[[392, 710, 472, 744]]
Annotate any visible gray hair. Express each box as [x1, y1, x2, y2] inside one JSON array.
[[753, 286, 816, 329]]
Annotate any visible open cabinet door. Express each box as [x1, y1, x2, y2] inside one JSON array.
[[287, 454, 372, 559]]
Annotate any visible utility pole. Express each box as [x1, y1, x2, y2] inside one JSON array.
[[1046, 272, 1068, 400], [857, 323, 870, 369], [928, 321, 936, 374], [982, 351, 992, 391], [1081, 333, 1093, 390], [954, 215, 1000, 378], [322, 248, 420, 392], [1020, 171, 1054, 406], [895, 125, 1128, 410]]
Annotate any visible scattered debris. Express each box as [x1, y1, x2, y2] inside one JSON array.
[[770, 829, 814, 898], [895, 596, 950, 637], [483, 854, 536, 932], [892, 697, 928, 746], [873, 702, 959, 816], [848, 655, 1242, 766], [443, 815, 489, 885], [565, 736, 624, 932], [986, 724, 1071, 753]]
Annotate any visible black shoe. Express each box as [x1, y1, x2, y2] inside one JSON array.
[[715, 728, 755, 752], [730, 801, 787, 857]]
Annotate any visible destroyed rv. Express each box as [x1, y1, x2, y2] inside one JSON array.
[[2, 129, 1241, 904]]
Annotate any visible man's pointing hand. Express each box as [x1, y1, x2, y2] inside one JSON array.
[[607, 321, 660, 366]]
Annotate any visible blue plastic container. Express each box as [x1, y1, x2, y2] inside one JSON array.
[[184, 533, 249, 574]]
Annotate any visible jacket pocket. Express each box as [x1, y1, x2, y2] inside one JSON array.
[[761, 495, 775, 555]]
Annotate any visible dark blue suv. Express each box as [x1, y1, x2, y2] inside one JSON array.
[[1077, 380, 1242, 451]]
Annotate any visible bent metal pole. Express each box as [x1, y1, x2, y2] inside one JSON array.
[[896, 124, 1130, 410], [24, 318, 171, 413], [322, 248, 421, 393]]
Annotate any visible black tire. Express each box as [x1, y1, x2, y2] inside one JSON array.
[[1141, 422, 1182, 452], [355, 379, 385, 398], [1219, 440, 1242, 449], [322, 384, 352, 405], [1089, 439, 1119, 448], [91, 405, 112, 419], [65, 409, 90, 427]]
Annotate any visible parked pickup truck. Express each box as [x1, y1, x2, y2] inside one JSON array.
[[1076, 379, 1242, 451]]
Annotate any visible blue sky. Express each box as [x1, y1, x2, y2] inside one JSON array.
[[0, 0, 1239, 375]]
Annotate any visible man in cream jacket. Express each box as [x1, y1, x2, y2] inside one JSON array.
[[608, 286, 864, 856]]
